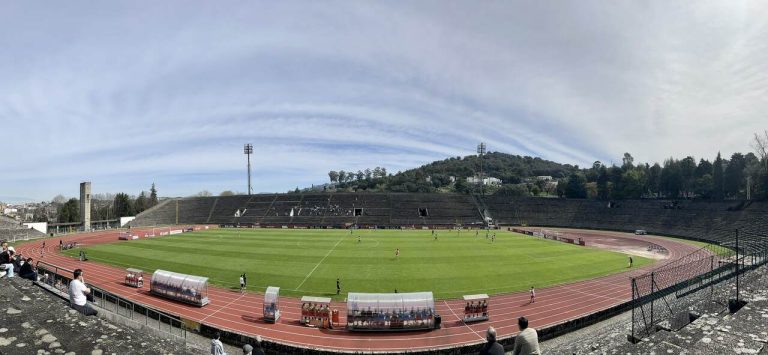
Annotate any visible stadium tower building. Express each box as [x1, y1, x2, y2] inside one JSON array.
[[80, 181, 91, 231]]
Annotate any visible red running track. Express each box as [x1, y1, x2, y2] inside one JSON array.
[[14, 228, 702, 353]]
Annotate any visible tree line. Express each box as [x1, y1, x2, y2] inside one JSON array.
[[561, 132, 768, 200], [55, 183, 159, 223], [321, 131, 768, 200]]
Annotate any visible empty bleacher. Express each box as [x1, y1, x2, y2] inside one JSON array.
[[485, 197, 768, 245], [130, 192, 485, 228]]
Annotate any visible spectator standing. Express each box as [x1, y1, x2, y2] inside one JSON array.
[[480, 326, 505, 355], [512, 316, 540, 355], [211, 332, 227, 355], [252, 336, 265, 355], [69, 269, 97, 316]]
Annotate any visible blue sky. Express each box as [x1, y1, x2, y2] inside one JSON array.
[[2, 1, 767, 202]]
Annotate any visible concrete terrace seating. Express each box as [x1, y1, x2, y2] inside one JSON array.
[[131, 193, 487, 228], [176, 197, 218, 224], [207, 195, 251, 224], [129, 199, 177, 226], [485, 197, 768, 246], [0, 215, 45, 241]]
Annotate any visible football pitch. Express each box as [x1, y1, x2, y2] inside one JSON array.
[[63, 229, 652, 299]]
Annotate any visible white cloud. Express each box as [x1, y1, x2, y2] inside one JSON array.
[[1, 1, 767, 201]]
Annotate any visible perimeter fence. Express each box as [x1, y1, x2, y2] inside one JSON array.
[[630, 228, 768, 342]]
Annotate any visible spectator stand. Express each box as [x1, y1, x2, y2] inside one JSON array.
[[124, 268, 144, 288], [462, 294, 489, 322], [346, 292, 436, 331], [150, 269, 209, 307], [263, 286, 280, 323], [300, 296, 332, 328]]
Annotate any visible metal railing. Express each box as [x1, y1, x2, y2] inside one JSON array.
[[35, 260, 187, 339]]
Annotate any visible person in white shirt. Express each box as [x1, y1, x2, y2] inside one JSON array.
[[69, 269, 97, 316], [211, 332, 227, 355], [512, 316, 541, 355]]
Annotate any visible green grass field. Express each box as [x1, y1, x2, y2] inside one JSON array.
[[63, 229, 652, 299]]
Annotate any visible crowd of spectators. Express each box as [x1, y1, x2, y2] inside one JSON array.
[[1, 240, 38, 281]]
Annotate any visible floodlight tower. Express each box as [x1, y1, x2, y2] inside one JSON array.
[[244, 143, 253, 195], [477, 142, 486, 195]]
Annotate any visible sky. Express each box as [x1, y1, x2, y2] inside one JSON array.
[[2, 1, 768, 203]]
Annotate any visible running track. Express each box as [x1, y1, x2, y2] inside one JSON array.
[[15, 228, 702, 353]]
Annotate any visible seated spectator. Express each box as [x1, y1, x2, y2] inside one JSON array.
[[512, 316, 540, 355], [69, 269, 97, 316], [18, 257, 38, 281], [480, 326, 504, 355], [1, 247, 16, 278]]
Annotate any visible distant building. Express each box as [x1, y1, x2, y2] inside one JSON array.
[[466, 176, 502, 186], [536, 176, 554, 181]]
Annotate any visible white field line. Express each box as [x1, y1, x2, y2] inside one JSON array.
[[444, 300, 485, 341], [294, 236, 344, 291]]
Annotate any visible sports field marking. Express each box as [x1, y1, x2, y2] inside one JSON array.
[[444, 300, 485, 341], [294, 236, 344, 291], [202, 293, 246, 322]]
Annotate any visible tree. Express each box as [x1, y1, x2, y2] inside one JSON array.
[[647, 163, 662, 197], [622, 153, 634, 170], [724, 153, 746, 198], [453, 178, 470, 194], [565, 172, 587, 198], [694, 174, 714, 199], [680, 156, 697, 197], [660, 158, 682, 198], [372, 167, 383, 179], [750, 131, 768, 199], [135, 191, 147, 214], [57, 198, 79, 223], [695, 159, 713, 178], [220, 190, 235, 196], [713, 152, 725, 199], [113, 193, 134, 217], [149, 183, 158, 208], [621, 168, 646, 199], [338, 171, 346, 184], [328, 171, 339, 183], [494, 184, 530, 197], [196, 190, 212, 197], [364, 168, 372, 180], [356, 170, 364, 181], [596, 165, 609, 200], [52, 194, 67, 205]]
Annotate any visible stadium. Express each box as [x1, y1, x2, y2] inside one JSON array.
[[5, 193, 768, 354], [4, 2, 768, 355]]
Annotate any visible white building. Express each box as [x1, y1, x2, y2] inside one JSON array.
[[466, 176, 502, 186]]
